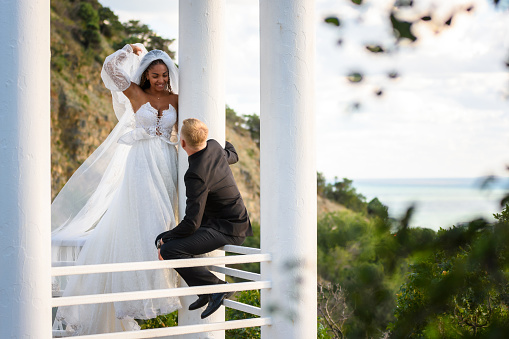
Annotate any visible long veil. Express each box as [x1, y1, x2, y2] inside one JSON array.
[[51, 44, 179, 274]]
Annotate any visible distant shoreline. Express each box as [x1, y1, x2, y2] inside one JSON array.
[[350, 177, 507, 231], [352, 177, 509, 188]]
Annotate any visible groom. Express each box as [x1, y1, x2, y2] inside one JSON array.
[[155, 118, 253, 319]]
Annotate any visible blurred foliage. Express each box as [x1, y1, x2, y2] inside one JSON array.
[[390, 12, 417, 42], [332, 0, 504, 47], [325, 16, 341, 27], [347, 72, 363, 83], [388, 212, 509, 338], [324, 0, 508, 106]]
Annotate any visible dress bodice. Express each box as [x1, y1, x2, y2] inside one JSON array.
[[135, 102, 177, 141]]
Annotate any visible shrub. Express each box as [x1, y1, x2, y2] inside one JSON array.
[[226, 290, 261, 339], [137, 311, 178, 329]]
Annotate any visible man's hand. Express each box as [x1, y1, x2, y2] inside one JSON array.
[[156, 238, 162, 249], [157, 239, 164, 260]]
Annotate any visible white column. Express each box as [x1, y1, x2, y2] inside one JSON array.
[[260, 0, 317, 338], [0, 0, 51, 338], [178, 1, 225, 338]]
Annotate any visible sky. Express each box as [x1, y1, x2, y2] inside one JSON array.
[[98, 0, 509, 180]]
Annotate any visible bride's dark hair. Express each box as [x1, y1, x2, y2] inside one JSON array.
[[140, 59, 173, 93]]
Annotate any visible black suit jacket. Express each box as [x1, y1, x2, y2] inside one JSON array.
[[160, 139, 252, 242]]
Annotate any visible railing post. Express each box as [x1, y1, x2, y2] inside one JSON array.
[[178, 0, 226, 338], [0, 0, 52, 337], [260, 0, 317, 338]]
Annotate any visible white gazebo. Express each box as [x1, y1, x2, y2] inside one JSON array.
[[0, 0, 316, 338]]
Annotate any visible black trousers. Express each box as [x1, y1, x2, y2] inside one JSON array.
[[160, 227, 245, 288]]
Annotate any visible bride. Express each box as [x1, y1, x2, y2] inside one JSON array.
[[52, 43, 181, 335]]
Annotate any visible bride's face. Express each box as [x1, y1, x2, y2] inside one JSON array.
[[147, 64, 169, 92]]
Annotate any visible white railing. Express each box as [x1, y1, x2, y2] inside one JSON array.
[[52, 245, 271, 338]]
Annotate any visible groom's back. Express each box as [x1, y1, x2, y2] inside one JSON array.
[[187, 139, 252, 237]]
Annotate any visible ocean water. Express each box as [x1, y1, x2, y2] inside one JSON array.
[[352, 178, 508, 231]]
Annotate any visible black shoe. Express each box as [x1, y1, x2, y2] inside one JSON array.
[[200, 291, 235, 319], [189, 294, 210, 311]]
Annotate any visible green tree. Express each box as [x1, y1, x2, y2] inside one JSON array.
[[243, 114, 260, 147], [76, 2, 101, 47], [98, 7, 123, 38], [323, 177, 367, 212], [317, 172, 327, 197], [115, 20, 176, 59], [226, 105, 245, 130], [317, 209, 401, 337]]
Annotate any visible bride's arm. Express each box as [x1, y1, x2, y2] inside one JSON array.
[[101, 44, 146, 104]]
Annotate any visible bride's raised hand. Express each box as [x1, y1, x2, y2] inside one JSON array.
[[130, 44, 143, 56]]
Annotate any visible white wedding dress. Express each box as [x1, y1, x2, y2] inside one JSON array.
[[52, 45, 182, 335]]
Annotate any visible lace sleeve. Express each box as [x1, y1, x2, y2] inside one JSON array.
[[101, 44, 147, 92]]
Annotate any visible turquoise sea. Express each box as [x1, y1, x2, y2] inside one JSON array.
[[352, 178, 508, 231]]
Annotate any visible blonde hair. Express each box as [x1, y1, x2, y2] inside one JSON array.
[[181, 118, 208, 147]]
